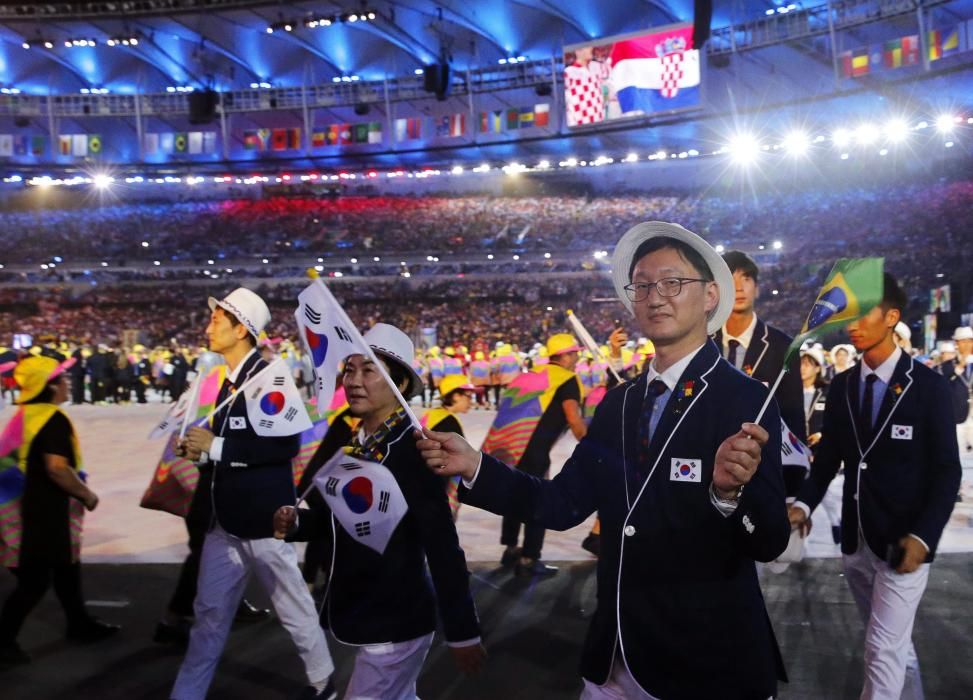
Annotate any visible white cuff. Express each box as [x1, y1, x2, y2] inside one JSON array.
[[461, 452, 484, 489], [446, 636, 481, 648], [907, 533, 930, 553], [709, 483, 739, 517], [209, 437, 224, 462]]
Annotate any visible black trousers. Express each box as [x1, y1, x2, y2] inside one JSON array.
[[0, 561, 89, 643], [167, 518, 206, 618], [500, 457, 550, 560]]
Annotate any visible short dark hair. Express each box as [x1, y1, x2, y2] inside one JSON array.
[[381, 357, 411, 395], [879, 272, 907, 313], [628, 236, 714, 282], [722, 250, 759, 282], [24, 377, 61, 404], [217, 307, 258, 347], [441, 389, 463, 407]]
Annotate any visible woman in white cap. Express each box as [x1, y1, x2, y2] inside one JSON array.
[[0, 355, 119, 668], [829, 343, 856, 379], [275, 323, 485, 699]]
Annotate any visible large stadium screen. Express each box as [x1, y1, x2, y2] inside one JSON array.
[[563, 22, 701, 128]]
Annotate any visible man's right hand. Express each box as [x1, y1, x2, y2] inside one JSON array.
[[414, 428, 480, 482], [82, 491, 99, 512], [787, 505, 812, 537], [608, 327, 628, 358], [273, 505, 297, 539]]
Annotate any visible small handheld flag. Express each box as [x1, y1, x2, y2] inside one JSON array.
[[755, 258, 884, 424], [296, 271, 422, 431], [242, 363, 313, 437], [312, 450, 408, 554], [566, 310, 623, 383]]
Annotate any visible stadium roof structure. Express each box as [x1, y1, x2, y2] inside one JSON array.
[[0, 0, 971, 173]]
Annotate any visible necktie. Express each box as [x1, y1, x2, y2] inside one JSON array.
[[215, 377, 234, 429], [636, 379, 669, 482], [860, 374, 878, 443], [727, 339, 742, 369]]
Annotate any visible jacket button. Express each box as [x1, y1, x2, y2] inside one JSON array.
[[624, 525, 636, 537], [860, 462, 868, 470]]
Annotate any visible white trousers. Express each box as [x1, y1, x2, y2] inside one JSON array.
[[843, 540, 929, 700], [171, 526, 334, 700], [343, 631, 434, 700], [957, 414, 973, 451], [580, 658, 660, 699]]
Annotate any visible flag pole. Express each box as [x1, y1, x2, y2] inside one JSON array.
[[307, 270, 423, 432], [566, 309, 624, 383], [178, 370, 204, 439], [193, 358, 286, 428], [753, 367, 786, 426]]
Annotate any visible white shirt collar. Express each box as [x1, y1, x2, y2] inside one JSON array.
[[860, 346, 902, 385], [645, 343, 706, 392], [723, 314, 758, 350], [226, 348, 258, 384]]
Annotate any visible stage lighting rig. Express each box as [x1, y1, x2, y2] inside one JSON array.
[[106, 36, 139, 46]]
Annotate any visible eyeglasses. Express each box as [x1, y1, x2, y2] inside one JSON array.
[[623, 277, 709, 302]]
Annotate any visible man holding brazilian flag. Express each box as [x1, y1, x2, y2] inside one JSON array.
[[785, 259, 961, 699]]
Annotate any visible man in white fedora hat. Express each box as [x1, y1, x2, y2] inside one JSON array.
[[274, 322, 484, 699], [416, 222, 789, 699], [171, 288, 335, 700]]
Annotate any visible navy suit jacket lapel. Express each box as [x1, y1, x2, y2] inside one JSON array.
[[744, 319, 769, 373], [845, 364, 864, 453]]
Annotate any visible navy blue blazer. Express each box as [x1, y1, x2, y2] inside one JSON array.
[[714, 319, 806, 444], [797, 353, 961, 561], [188, 352, 301, 540], [462, 340, 789, 699], [292, 420, 481, 646]]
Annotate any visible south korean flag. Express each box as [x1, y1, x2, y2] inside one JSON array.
[[242, 364, 313, 437], [313, 451, 408, 555]]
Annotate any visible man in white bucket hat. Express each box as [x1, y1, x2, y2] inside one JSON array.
[[941, 326, 973, 451], [172, 288, 335, 700], [417, 222, 789, 699]]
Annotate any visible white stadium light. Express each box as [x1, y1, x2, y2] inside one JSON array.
[[884, 119, 909, 143], [715, 244, 725, 253], [772, 240, 782, 250], [854, 123, 877, 146], [782, 130, 809, 155], [831, 128, 851, 148], [726, 133, 760, 164], [936, 114, 955, 133]]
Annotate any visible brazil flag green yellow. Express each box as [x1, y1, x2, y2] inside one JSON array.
[[783, 257, 884, 366]]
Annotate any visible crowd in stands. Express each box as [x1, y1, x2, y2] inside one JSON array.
[[1, 179, 971, 351]]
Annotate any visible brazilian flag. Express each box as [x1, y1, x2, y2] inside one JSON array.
[[88, 134, 102, 154], [783, 258, 884, 366], [174, 133, 188, 152]]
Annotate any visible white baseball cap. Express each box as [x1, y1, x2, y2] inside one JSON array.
[[610, 221, 734, 335], [208, 287, 270, 339], [361, 323, 424, 399], [952, 326, 973, 341], [801, 346, 826, 372]]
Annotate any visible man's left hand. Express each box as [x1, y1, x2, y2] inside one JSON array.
[[896, 536, 927, 574], [713, 422, 768, 498], [449, 643, 487, 674], [184, 426, 215, 457]]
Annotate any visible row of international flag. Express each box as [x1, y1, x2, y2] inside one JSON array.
[[841, 22, 968, 78], [0, 133, 46, 157], [143, 131, 219, 156]]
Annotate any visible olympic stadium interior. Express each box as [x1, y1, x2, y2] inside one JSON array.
[[0, 1, 972, 698]]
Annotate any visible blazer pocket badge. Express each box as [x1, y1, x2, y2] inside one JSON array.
[[891, 424, 913, 440], [670, 458, 702, 483], [229, 417, 246, 430]]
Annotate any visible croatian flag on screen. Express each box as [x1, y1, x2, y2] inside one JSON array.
[[610, 24, 701, 116]]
